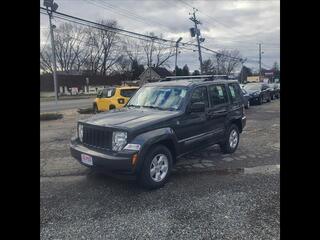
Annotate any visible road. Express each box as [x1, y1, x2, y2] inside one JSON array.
[[40, 100, 280, 240], [40, 98, 94, 113]]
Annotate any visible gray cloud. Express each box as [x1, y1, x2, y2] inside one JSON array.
[[40, 0, 280, 72]]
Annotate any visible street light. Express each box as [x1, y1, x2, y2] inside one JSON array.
[[175, 37, 183, 76], [43, 0, 59, 104]]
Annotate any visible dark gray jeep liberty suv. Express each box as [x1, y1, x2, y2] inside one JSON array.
[[70, 78, 246, 189]]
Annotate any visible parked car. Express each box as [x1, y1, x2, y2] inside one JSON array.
[[70, 78, 246, 189], [241, 88, 250, 109], [243, 83, 272, 105], [268, 83, 280, 99], [93, 86, 139, 113]]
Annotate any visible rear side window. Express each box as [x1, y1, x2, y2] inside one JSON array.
[[228, 83, 242, 102], [102, 88, 115, 98], [208, 84, 228, 106], [120, 89, 137, 98], [191, 86, 209, 107]]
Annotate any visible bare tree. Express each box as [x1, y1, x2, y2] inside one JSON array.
[[53, 23, 87, 72], [141, 33, 175, 68], [98, 20, 122, 76], [40, 29, 53, 73], [122, 38, 144, 65], [154, 42, 175, 68], [202, 59, 215, 74], [213, 50, 242, 75]]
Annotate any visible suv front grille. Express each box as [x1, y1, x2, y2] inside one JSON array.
[[82, 125, 112, 150]]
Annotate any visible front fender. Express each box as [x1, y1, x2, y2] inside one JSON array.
[[129, 127, 178, 173]]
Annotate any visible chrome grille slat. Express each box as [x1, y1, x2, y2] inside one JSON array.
[[82, 125, 112, 150]]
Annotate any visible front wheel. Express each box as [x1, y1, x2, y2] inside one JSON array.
[[138, 145, 172, 190], [258, 96, 263, 105], [220, 124, 240, 154], [93, 104, 98, 114]]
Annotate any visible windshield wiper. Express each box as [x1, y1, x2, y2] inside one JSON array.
[[143, 105, 166, 110], [126, 104, 141, 108]]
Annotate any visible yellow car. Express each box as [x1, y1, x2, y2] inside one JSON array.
[[93, 86, 139, 113]]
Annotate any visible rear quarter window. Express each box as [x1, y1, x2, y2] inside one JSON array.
[[228, 83, 242, 102]]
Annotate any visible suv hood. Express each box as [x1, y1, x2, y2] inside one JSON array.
[[80, 107, 180, 130]]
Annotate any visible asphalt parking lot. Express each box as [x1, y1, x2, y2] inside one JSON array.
[[40, 100, 280, 240]]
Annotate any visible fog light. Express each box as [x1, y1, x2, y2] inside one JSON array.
[[131, 153, 138, 166]]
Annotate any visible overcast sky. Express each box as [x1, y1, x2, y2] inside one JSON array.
[[40, 0, 280, 72]]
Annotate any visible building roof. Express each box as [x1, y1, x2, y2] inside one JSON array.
[[150, 67, 173, 77]]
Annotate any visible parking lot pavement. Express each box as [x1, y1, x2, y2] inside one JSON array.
[[40, 100, 280, 177], [40, 98, 94, 113], [41, 168, 279, 240], [40, 100, 279, 239]]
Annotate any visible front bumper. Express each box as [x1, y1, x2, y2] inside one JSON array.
[[70, 139, 137, 175]]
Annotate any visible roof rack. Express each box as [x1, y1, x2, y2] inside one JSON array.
[[159, 75, 229, 82]]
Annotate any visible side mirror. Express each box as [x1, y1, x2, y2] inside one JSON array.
[[189, 102, 205, 113]]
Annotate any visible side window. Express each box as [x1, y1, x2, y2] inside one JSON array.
[[208, 84, 228, 106], [102, 88, 115, 98], [228, 83, 242, 103], [191, 86, 209, 108]]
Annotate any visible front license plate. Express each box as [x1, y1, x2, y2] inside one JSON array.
[[81, 154, 93, 166]]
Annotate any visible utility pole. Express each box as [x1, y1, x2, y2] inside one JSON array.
[[44, 0, 59, 104], [175, 37, 183, 76], [189, 8, 203, 74], [149, 37, 155, 83], [240, 58, 247, 83], [259, 43, 262, 82]]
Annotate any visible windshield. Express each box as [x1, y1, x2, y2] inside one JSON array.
[[244, 84, 261, 91], [127, 86, 188, 110]]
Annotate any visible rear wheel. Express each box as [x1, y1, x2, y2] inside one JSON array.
[[220, 124, 240, 154], [138, 145, 172, 190], [267, 94, 271, 102]]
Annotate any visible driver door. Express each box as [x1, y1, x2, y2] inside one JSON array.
[[175, 86, 210, 153]]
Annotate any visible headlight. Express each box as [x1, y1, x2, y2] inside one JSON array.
[[253, 91, 260, 96], [78, 124, 83, 142], [123, 143, 141, 151], [112, 131, 127, 151]]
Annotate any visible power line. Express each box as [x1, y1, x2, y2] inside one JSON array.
[[40, 7, 252, 63], [98, 0, 172, 31], [83, 0, 162, 31]]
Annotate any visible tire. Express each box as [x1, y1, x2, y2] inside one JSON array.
[[109, 105, 115, 110], [138, 145, 173, 190], [267, 94, 271, 102], [258, 96, 263, 105], [220, 124, 240, 154], [93, 104, 98, 114]]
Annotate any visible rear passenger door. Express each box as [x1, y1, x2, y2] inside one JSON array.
[[207, 84, 230, 140]]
